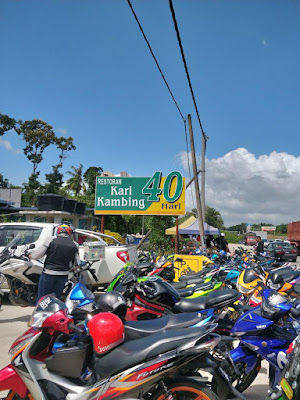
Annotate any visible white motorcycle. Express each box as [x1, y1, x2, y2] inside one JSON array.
[[0, 234, 43, 306]]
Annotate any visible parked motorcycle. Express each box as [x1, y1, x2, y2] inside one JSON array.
[[0, 234, 40, 306], [225, 285, 300, 395], [236, 262, 300, 306], [265, 332, 300, 400], [0, 293, 239, 400], [0, 235, 97, 307]]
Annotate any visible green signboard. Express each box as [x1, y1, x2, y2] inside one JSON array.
[[94, 171, 185, 215]]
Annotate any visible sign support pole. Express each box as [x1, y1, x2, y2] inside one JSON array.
[[175, 216, 179, 254], [101, 215, 105, 233], [188, 114, 205, 248]]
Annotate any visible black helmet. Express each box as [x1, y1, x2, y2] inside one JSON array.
[[96, 291, 127, 320]]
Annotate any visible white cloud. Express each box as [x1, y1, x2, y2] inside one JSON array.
[[57, 128, 67, 136], [0, 137, 21, 154], [262, 39, 269, 47], [180, 148, 300, 227]]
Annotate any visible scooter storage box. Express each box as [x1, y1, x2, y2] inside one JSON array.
[[46, 342, 91, 378]]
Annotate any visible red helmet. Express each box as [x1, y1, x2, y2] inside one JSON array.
[[57, 224, 72, 236], [87, 312, 124, 355]]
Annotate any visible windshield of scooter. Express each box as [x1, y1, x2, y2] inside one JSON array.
[[31, 295, 69, 328], [0, 234, 21, 255]]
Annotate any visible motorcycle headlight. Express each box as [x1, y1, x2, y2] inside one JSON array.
[[30, 311, 52, 327], [261, 297, 278, 318], [236, 281, 252, 295]]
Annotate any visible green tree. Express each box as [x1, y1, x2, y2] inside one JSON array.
[[0, 173, 9, 188], [227, 223, 247, 234], [144, 215, 174, 253], [17, 120, 56, 175], [65, 164, 86, 195], [178, 208, 197, 223], [21, 173, 41, 206], [276, 224, 287, 235], [44, 166, 64, 194], [44, 136, 76, 194], [0, 113, 19, 135], [84, 166, 103, 194], [205, 206, 224, 229]]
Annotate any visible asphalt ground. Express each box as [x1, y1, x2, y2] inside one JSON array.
[[1, 245, 299, 399]]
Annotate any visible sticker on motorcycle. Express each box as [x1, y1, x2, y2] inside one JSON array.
[[277, 351, 288, 369]]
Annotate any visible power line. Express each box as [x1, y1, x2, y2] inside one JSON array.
[[127, 0, 193, 201], [127, 0, 185, 123], [168, 0, 208, 142]]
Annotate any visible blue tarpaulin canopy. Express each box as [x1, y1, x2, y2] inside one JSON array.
[[179, 219, 220, 235]]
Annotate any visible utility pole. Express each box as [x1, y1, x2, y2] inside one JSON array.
[[201, 134, 206, 223], [175, 216, 179, 254], [188, 114, 205, 248]]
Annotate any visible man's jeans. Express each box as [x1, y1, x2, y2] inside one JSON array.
[[37, 272, 67, 303]]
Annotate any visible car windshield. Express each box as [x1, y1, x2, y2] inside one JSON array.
[[274, 242, 292, 249], [0, 226, 43, 247]]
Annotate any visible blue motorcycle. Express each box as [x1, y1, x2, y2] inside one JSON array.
[[224, 287, 300, 395]]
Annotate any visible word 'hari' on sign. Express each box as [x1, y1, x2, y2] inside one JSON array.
[[94, 171, 185, 216]]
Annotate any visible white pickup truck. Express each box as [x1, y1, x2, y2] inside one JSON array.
[[0, 222, 138, 287]]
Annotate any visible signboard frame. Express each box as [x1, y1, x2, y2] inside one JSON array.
[[94, 171, 185, 216]]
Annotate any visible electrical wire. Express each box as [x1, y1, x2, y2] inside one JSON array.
[[127, 0, 193, 202], [127, 0, 185, 123], [168, 0, 208, 142]]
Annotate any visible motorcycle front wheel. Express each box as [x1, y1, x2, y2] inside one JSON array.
[[152, 378, 220, 400], [223, 359, 261, 398]]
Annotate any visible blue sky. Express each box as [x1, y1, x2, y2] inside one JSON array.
[[1, 0, 300, 226]]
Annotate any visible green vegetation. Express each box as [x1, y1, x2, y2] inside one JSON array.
[[0, 111, 290, 252]]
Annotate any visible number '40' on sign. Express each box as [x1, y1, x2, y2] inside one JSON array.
[[142, 171, 184, 203]]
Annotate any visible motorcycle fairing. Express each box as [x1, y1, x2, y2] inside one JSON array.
[[231, 307, 273, 335]]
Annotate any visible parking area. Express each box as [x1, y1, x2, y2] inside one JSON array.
[[0, 294, 269, 399]]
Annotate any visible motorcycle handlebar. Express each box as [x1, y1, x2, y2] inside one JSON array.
[[68, 323, 85, 336]]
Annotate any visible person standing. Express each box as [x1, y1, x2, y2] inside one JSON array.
[[256, 236, 264, 255], [206, 235, 214, 254], [29, 223, 80, 302], [220, 233, 229, 252]]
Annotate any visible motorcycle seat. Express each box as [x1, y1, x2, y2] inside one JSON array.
[[205, 289, 240, 309], [96, 327, 208, 379], [174, 289, 240, 313], [282, 270, 300, 283], [185, 277, 207, 285], [174, 297, 208, 312], [179, 266, 214, 281], [171, 281, 189, 289], [269, 268, 298, 284], [179, 271, 204, 281], [124, 312, 204, 341], [177, 287, 195, 297], [193, 281, 215, 292]]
